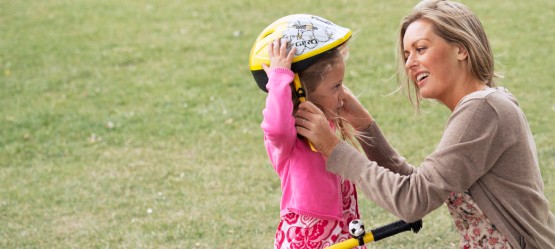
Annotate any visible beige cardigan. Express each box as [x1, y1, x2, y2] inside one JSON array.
[[326, 88, 555, 249]]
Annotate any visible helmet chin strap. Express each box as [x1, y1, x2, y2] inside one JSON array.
[[293, 73, 317, 152], [293, 73, 306, 102]]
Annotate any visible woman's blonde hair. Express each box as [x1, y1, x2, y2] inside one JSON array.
[[397, 0, 500, 108]]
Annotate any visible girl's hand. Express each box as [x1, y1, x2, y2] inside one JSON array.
[[341, 86, 374, 131], [262, 38, 296, 74], [295, 101, 340, 158]]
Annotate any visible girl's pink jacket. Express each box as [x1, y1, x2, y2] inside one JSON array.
[[261, 68, 343, 220]]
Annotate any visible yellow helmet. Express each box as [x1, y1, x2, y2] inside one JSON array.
[[249, 14, 352, 92]]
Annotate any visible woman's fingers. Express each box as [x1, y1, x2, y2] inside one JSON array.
[[295, 102, 327, 133], [295, 102, 326, 133], [295, 101, 340, 157], [340, 86, 373, 131], [294, 117, 308, 129], [298, 101, 324, 115]]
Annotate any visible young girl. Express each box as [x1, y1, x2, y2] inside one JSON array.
[[251, 15, 366, 249]]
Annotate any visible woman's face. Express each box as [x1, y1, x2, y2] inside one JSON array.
[[310, 62, 346, 119], [403, 19, 466, 103]]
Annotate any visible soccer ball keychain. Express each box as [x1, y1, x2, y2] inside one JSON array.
[[326, 219, 423, 249]]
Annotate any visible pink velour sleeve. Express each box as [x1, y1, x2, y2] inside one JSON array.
[[261, 68, 296, 152]]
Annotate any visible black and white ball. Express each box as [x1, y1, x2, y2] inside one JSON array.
[[349, 219, 365, 237]]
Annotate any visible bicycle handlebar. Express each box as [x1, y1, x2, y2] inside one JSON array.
[[324, 219, 422, 249]]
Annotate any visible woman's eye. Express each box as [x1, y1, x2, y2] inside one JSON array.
[[416, 47, 426, 53], [403, 52, 411, 62]]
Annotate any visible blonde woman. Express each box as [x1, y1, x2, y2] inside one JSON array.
[[295, 1, 555, 248]]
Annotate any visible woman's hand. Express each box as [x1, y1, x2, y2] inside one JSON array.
[[295, 101, 340, 157], [341, 86, 374, 131], [262, 38, 296, 74]]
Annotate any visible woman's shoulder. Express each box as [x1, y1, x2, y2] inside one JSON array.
[[455, 87, 527, 133], [458, 87, 520, 112], [449, 87, 525, 129]]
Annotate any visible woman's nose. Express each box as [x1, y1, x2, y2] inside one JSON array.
[[405, 54, 418, 70]]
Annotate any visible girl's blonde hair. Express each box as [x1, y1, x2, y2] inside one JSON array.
[[397, 0, 500, 108], [293, 44, 360, 147]]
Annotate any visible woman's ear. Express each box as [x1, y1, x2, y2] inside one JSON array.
[[456, 44, 468, 61]]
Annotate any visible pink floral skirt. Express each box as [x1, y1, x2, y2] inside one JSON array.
[[274, 180, 366, 249]]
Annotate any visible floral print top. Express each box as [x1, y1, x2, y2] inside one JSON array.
[[446, 192, 514, 249]]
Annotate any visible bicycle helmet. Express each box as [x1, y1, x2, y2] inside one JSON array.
[[249, 14, 352, 92]]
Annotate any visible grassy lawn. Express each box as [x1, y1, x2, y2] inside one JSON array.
[[1, 0, 554, 248]]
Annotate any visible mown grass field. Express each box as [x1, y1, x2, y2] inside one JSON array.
[[1, 0, 554, 248]]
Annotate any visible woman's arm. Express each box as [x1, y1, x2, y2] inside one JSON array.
[[340, 89, 415, 175], [357, 122, 416, 176], [326, 141, 430, 222], [300, 96, 503, 222]]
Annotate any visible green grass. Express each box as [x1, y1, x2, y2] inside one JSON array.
[[1, 0, 554, 248]]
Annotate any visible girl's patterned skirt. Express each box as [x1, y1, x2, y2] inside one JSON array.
[[274, 179, 366, 249]]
